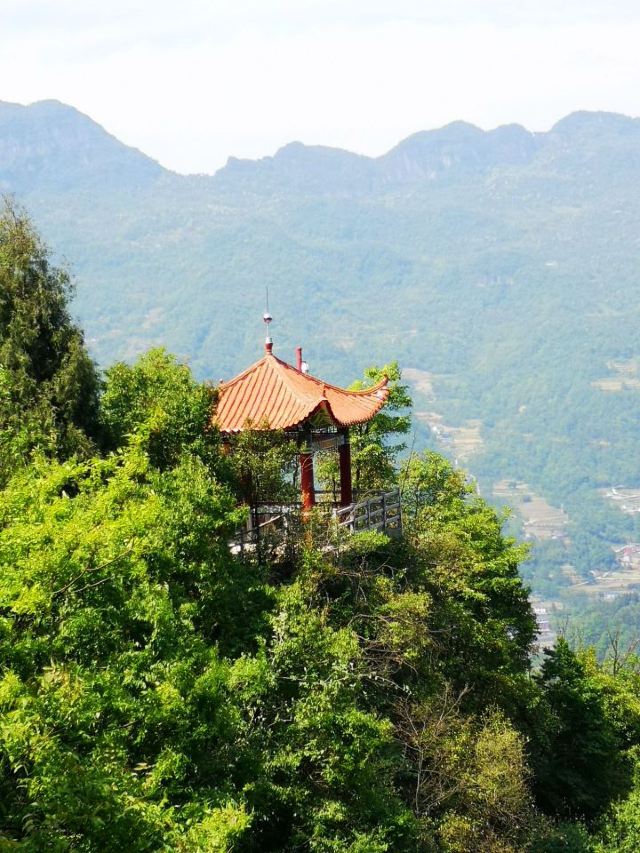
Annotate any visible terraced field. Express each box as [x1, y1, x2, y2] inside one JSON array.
[[492, 480, 569, 542], [414, 411, 483, 463]]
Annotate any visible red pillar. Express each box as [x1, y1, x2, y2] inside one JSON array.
[[339, 433, 353, 507], [300, 451, 316, 511]]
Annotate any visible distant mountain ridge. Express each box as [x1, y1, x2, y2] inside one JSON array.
[[3, 98, 640, 605], [5, 98, 640, 196], [215, 112, 632, 193]]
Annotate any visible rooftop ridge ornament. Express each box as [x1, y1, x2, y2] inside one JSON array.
[[263, 287, 273, 354]]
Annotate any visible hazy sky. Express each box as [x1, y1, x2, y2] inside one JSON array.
[[3, 0, 640, 174]]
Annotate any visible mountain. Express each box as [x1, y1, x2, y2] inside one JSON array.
[[3, 98, 640, 611], [0, 100, 163, 193], [379, 120, 540, 182]]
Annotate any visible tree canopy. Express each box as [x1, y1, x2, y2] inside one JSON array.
[[3, 214, 640, 850], [0, 200, 99, 482]]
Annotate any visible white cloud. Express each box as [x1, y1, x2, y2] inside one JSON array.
[[2, 1, 640, 173]]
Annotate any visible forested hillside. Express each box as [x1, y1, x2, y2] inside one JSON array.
[[3, 99, 640, 612], [4, 205, 640, 851]]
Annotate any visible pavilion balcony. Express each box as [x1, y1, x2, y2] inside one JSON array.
[[228, 488, 403, 556]]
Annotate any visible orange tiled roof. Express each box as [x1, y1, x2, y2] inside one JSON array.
[[214, 350, 388, 433]]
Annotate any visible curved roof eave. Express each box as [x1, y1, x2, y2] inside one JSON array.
[[213, 352, 390, 434]]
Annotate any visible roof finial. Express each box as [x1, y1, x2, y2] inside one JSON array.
[[263, 287, 273, 354]]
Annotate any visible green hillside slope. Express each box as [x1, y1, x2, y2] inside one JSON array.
[[2, 99, 640, 606]]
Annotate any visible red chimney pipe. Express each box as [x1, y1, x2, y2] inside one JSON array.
[[296, 346, 303, 371]]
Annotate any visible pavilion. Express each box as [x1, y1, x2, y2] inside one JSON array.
[[213, 314, 389, 512]]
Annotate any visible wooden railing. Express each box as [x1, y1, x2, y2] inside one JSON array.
[[228, 510, 292, 555], [228, 489, 402, 554], [334, 490, 402, 537]]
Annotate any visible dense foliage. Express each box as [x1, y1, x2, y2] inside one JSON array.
[[3, 214, 640, 850], [0, 201, 100, 482]]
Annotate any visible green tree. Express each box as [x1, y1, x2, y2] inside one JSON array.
[[0, 445, 265, 849], [400, 451, 536, 712], [101, 347, 220, 472], [597, 765, 640, 852], [0, 200, 100, 480], [350, 361, 412, 495], [400, 449, 470, 527], [532, 638, 632, 822]]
